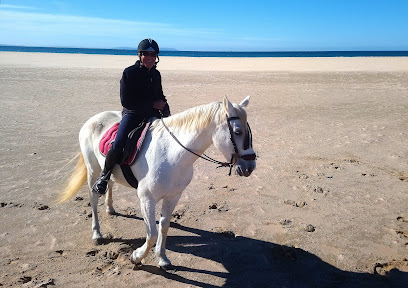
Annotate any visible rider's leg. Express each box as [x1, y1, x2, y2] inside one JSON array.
[[91, 146, 121, 195], [91, 113, 141, 195]]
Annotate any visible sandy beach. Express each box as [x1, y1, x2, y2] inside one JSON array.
[[1, 52, 408, 287]]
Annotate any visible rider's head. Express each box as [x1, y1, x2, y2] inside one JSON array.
[[137, 38, 160, 69]]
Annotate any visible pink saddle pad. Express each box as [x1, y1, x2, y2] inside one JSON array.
[[99, 122, 150, 165]]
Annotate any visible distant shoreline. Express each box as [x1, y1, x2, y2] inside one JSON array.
[[2, 51, 408, 72], [1, 45, 408, 58]]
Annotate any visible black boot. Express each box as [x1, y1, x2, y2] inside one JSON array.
[[92, 147, 121, 195]]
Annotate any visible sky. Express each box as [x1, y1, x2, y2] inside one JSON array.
[[0, 0, 407, 51]]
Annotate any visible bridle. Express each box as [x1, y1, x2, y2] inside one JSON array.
[[159, 113, 256, 175], [226, 116, 257, 162]]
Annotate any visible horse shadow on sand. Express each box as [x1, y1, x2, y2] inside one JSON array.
[[109, 213, 407, 288]]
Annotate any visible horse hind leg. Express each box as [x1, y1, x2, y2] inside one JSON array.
[[84, 154, 104, 245], [87, 171, 104, 245]]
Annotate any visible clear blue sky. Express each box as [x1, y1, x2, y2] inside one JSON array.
[[1, 0, 407, 51]]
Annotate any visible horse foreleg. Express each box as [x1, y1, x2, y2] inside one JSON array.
[[156, 194, 181, 270], [131, 196, 157, 265], [104, 182, 115, 215]]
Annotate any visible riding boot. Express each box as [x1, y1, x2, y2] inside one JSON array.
[[92, 147, 121, 195]]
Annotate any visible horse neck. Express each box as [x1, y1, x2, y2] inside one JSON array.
[[157, 103, 223, 161], [165, 118, 216, 158]]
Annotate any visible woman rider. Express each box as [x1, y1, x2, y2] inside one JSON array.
[[92, 38, 170, 195]]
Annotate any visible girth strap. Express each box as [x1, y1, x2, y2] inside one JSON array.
[[120, 165, 138, 189]]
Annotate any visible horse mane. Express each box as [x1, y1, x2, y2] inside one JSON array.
[[151, 100, 248, 135], [151, 101, 223, 135]]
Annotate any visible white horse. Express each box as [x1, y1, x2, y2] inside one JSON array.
[[59, 96, 256, 269]]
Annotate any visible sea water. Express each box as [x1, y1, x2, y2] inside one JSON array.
[[1, 45, 407, 57]]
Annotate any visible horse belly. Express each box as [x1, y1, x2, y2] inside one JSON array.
[[137, 164, 194, 201]]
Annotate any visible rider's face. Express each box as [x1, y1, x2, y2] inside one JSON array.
[[140, 52, 156, 70]]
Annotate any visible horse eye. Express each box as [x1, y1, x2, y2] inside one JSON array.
[[234, 130, 242, 136]]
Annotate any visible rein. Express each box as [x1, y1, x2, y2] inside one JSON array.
[[159, 114, 235, 175], [158, 111, 256, 176]]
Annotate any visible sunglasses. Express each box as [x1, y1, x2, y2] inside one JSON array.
[[141, 52, 157, 57]]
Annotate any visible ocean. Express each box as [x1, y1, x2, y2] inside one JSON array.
[[1, 45, 408, 57]]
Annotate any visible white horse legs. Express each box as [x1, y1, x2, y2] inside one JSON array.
[[104, 183, 115, 214], [131, 194, 181, 269], [131, 197, 157, 264], [155, 195, 181, 269], [86, 164, 104, 244], [89, 189, 103, 243], [90, 183, 114, 243]]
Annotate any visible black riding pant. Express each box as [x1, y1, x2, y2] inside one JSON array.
[[112, 113, 143, 157]]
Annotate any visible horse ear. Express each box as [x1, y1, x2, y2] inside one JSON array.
[[223, 96, 234, 115], [239, 95, 251, 108]]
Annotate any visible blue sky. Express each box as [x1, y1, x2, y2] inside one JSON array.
[[1, 0, 407, 51]]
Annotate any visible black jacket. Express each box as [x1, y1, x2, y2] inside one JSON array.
[[120, 60, 170, 120]]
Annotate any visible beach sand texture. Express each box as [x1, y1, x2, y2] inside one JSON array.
[[1, 52, 408, 287]]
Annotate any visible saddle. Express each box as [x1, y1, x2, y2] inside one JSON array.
[[99, 120, 151, 188]]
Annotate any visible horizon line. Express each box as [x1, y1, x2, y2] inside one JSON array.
[[1, 44, 408, 53]]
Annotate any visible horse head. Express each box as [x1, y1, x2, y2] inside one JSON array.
[[214, 96, 256, 177]]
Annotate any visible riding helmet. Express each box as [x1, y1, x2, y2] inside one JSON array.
[[137, 38, 159, 54]]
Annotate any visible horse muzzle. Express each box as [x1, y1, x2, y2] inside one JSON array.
[[234, 154, 256, 177]]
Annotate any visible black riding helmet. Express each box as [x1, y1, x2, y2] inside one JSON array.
[[137, 38, 159, 55], [137, 38, 160, 65]]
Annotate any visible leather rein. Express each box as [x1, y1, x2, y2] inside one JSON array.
[[159, 113, 256, 175]]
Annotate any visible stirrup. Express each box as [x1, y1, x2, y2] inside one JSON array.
[[92, 177, 108, 195]]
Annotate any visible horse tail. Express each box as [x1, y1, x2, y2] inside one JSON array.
[[58, 152, 87, 204]]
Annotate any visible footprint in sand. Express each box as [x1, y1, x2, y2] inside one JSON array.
[[374, 259, 408, 275], [398, 173, 408, 182], [172, 207, 187, 221], [312, 186, 330, 195], [86, 249, 99, 257], [32, 202, 50, 210], [305, 224, 316, 232], [396, 216, 408, 242], [1, 202, 24, 208], [103, 250, 119, 260], [396, 230, 408, 239], [279, 219, 292, 226], [284, 200, 307, 208], [18, 276, 32, 284], [397, 216, 408, 223], [17, 276, 55, 287]]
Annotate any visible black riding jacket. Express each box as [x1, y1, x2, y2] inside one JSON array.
[[120, 60, 170, 121]]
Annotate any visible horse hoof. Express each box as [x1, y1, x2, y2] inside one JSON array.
[[130, 254, 142, 266], [92, 238, 104, 246], [105, 208, 116, 215], [160, 263, 174, 272]]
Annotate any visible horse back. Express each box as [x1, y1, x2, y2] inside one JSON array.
[[81, 111, 122, 139], [79, 111, 122, 169]]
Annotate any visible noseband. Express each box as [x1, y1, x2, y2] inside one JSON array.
[[159, 113, 256, 175]]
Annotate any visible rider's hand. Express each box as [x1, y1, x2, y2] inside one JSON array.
[[153, 100, 166, 110]]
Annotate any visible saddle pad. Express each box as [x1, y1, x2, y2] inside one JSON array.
[[99, 123, 120, 156], [99, 121, 151, 166]]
